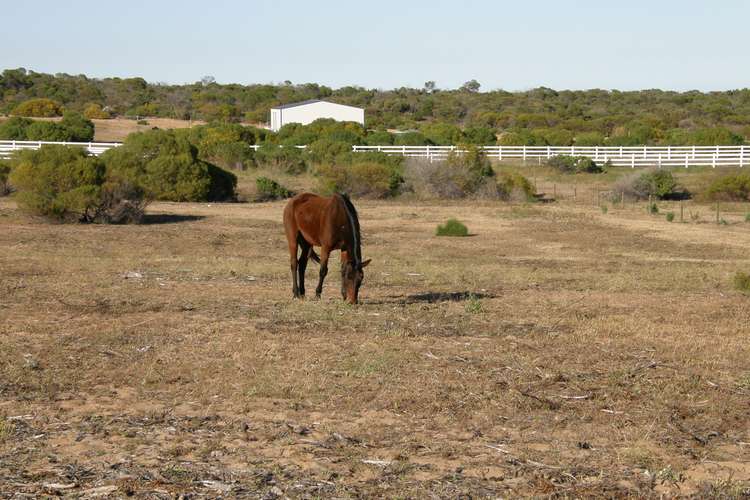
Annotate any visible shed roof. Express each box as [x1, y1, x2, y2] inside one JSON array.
[[271, 99, 362, 110]]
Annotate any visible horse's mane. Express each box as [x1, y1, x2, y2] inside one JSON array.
[[338, 193, 362, 266]]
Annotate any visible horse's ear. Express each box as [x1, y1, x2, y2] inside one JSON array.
[[361, 259, 372, 268]]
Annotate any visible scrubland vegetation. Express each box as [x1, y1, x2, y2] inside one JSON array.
[[1, 68, 749, 146]]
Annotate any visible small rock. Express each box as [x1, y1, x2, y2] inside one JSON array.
[[201, 480, 231, 492], [23, 354, 40, 370], [122, 271, 143, 279], [81, 485, 118, 497]]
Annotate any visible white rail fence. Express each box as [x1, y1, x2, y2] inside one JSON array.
[[354, 145, 749, 168], [1, 140, 748, 168], [0, 140, 122, 159]]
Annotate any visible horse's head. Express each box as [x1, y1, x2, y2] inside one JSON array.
[[341, 259, 371, 304]]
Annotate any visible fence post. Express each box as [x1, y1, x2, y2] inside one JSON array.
[[522, 145, 527, 162], [742, 145, 746, 168], [658, 153, 662, 169], [712, 153, 716, 168], [667, 145, 671, 160], [499, 146, 503, 161], [631, 155, 635, 168]]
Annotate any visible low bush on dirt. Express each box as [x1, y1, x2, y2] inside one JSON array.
[[436, 218, 469, 237], [403, 146, 497, 199], [316, 161, 400, 198], [612, 169, 687, 200], [9, 145, 146, 223], [254, 145, 307, 175], [102, 129, 236, 202], [734, 272, 750, 294], [497, 171, 535, 201], [547, 155, 607, 174], [0, 117, 33, 140], [180, 123, 258, 171], [704, 173, 750, 201], [255, 177, 293, 201]]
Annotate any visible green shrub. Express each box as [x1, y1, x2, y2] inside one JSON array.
[[255, 176, 293, 201], [306, 139, 352, 164], [705, 174, 750, 201], [254, 145, 307, 175], [364, 130, 394, 146], [11, 98, 63, 117], [745, 213, 750, 223], [601, 205, 609, 214], [574, 132, 605, 146], [25, 121, 70, 141], [1, 112, 94, 142], [649, 202, 659, 214], [734, 272, 750, 294], [393, 131, 430, 146], [613, 169, 685, 201], [496, 172, 535, 201], [59, 112, 95, 141], [0, 117, 33, 140], [666, 212, 675, 222], [436, 218, 469, 237], [180, 123, 257, 170], [547, 155, 605, 174], [9, 145, 145, 223], [101, 129, 236, 202], [316, 161, 399, 198]]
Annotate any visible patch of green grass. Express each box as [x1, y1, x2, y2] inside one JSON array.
[[745, 213, 750, 223], [436, 218, 469, 237], [0, 417, 11, 441], [734, 272, 750, 293], [665, 212, 675, 222], [465, 293, 484, 314], [600, 205, 608, 214], [649, 203, 659, 214]]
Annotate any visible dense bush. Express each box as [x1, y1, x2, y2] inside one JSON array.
[[11, 98, 63, 117], [306, 139, 353, 164], [364, 130, 394, 145], [255, 176, 293, 201], [180, 123, 258, 170], [316, 161, 400, 198], [0, 117, 33, 139], [547, 155, 606, 174], [393, 131, 431, 146], [705, 173, 750, 201], [101, 129, 236, 202], [254, 145, 307, 174], [0, 113, 94, 141], [8, 145, 145, 223], [612, 169, 685, 200], [436, 219, 469, 237]]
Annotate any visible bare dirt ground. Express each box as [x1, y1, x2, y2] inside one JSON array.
[[1, 193, 750, 498]]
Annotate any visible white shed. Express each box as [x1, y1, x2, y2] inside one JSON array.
[[269, 100, 364, 132]]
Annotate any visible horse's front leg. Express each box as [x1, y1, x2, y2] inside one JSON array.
[[315, 247, 330, 299]]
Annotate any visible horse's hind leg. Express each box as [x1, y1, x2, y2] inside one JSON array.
[[286, 229, 300, 298], [315, 246, 330, 299], [297, 236, 312, 297]]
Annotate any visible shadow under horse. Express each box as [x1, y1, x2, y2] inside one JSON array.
[[283, 193, 370, 304]]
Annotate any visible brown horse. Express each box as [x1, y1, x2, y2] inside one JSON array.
[[283, 193, 371, 304]]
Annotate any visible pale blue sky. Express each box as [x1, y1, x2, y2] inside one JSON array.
[[2, 0, 748, 91]]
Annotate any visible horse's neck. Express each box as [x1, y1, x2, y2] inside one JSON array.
[[334, 195, 360, 264]]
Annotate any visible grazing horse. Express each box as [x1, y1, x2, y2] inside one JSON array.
[[283, 193, 371, 304]]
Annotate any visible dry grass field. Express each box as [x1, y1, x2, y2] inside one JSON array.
[[1, 174, 750, 497]]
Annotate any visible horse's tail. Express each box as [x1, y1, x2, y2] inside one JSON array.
[[309, 248, 320, 264]]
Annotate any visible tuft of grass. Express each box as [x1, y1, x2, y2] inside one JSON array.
[[465, 293, 483, 314], [734, 272, 750, 293], [665, 212, 675, 222], [600, 205, 608, 214], [649, 202, 659, 214], [745, 213, 750, 223], [436, 218, 469, 237], [0, 417, 11, 442]]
